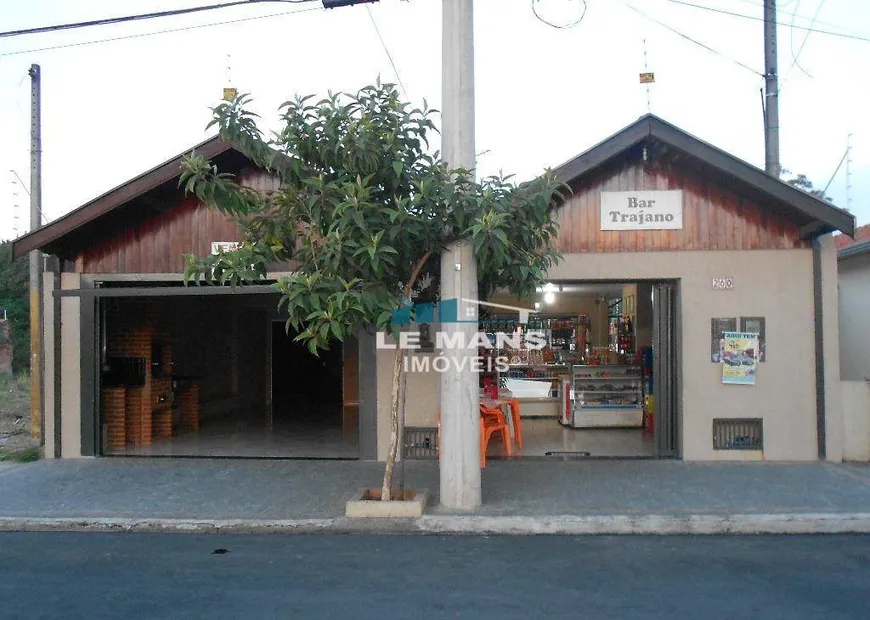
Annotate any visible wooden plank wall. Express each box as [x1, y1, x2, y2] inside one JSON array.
[[76, 167, 279, 274], [553, 162, 807, 253], [76, 198, 242, 273]]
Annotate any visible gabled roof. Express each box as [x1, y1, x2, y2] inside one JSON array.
[[12, 135, 233, 259], [552, 114, 855, 239]]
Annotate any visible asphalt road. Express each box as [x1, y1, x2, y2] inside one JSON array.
[[2, 533, 869, 619]]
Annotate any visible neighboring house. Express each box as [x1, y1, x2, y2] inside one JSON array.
[[838, 240, 870, 461], [12, 113, 856, 464], [835, 224, 870, 250]]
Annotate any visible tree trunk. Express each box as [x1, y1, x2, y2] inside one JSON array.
[[380, 250, 431, 502], [380, 341, 403, 501]]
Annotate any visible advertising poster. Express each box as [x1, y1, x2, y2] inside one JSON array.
[[721, 332, 759, 385]]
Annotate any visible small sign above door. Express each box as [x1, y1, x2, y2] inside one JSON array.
[[600, 190, 683, 231], [211, 241, 241, 255]]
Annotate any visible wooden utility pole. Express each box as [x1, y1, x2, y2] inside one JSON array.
[[28, 63, 43, 441], [763, 0, 780, 177], [439, 0, 481, 510]]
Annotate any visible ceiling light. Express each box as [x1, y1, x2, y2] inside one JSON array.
[[544, 291, 556, 304]]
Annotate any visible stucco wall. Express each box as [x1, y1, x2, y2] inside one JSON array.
[[547, 249, 818, 461], [841, 380, 870, 461], [42, 272, 55, 459], [838, 251, 870, 382], [375, 333, 440, 461], [60, 273, 83, 458], [372, 248, 824, 462], [820, 236, 843, 462]]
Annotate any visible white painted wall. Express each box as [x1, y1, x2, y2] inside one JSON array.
[[838, 251, 870, 382], [841, 380, 870, 461]]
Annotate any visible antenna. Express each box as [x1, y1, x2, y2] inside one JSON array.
[[846, 133, 853, 212], [222, 53, 237, 102], [640, 39, 655, 114]]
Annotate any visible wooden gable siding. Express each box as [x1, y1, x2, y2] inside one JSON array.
[[75, 167, 279, 274], [553, 161, 807, 253], [76, 198, 242, 273]]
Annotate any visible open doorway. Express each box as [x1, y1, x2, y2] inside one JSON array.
[[271, 322, 344, 433], [483, 280, 679, 459]]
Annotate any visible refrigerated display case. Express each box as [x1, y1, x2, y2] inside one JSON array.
[[563, 364, 644, 428]]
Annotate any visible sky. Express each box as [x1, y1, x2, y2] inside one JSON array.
[[0, 0, 868, 243]]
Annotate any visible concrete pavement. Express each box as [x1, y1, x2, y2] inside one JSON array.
[[1, 458, 870, 534]]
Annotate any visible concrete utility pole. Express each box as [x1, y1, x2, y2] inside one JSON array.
[[28, 63, 43, 441], [439, 0, 481, 510], [763, 0, 780, 177]]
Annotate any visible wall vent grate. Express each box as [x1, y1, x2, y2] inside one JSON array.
[[403, 427, 439, 459], [713, 418, 763, 450]]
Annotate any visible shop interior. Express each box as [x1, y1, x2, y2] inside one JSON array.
[[99, 294, 359, 459], [480, 282, 658, 459]]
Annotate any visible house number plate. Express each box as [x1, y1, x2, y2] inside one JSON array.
[[712, 277, 734, 291]]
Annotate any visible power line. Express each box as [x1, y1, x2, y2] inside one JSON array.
[[365, 5, 408, 100], [668, 0, 870, 42], [784, 0, 828, 84], [531, 0, 588, 30], [624, 3, 764, 76], [0, 0, 318, 39], [0, 5, 324, 58]]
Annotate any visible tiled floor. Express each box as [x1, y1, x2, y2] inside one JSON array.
[[114, 417, 359, 459], [488, 418, 657, 459]]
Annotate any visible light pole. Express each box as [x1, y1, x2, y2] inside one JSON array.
[[439, 0, 481, 511]]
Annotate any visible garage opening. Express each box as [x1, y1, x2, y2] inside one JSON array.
[[98, 291, 358, 458]]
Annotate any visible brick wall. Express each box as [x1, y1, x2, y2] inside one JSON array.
[[179, 380, 200, 431], [101, 299, 202, 451], [102, 387, 126, 451]]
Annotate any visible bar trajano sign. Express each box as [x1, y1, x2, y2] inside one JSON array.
[[600, 190, 683, 231]]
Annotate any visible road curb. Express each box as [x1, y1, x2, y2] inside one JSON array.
[[3, 513, 870, 535], [416, 513, 870, 535]]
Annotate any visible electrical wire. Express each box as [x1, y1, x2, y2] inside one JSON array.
[[785, 0, 828, 84], [365, 5, 408, 100], [531, 0, 587, 30], [668, 0, 870, 42], [0, 4, 324, 58], [624, 3, 764, 76], [0, 0, 318, 39]]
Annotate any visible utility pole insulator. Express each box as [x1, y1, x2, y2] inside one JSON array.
[[322, 0, 379, 8]]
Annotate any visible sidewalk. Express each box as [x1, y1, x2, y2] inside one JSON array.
[[2, 458, 870, 534]]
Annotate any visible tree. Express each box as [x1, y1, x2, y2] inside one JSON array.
[[180, 82, 566, 500], [783, 171, 832, 203], [0, 241, 30, 374]]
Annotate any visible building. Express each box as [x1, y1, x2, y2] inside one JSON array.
[[837, 240, 870, 461], [13, 114, 855, 463]]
